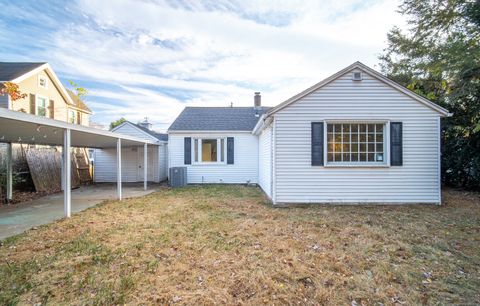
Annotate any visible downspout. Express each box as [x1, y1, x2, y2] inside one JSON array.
[[272, 116, 276, 205]]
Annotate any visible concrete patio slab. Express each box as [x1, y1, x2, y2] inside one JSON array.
[[0, 183, 158, 240]]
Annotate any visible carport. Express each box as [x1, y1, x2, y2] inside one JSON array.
[[0, 108, 157, 217]]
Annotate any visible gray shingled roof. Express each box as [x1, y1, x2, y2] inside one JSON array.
[[168, 107, 271, 131], [66, 89, 92, 113], [129, 121, 168, 141], [0, 62, 46, 81]]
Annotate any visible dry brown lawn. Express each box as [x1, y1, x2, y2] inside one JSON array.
[[0, 185, 479, 305]]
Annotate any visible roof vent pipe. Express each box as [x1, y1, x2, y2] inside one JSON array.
[[138, 117, 152, 130], [254, 92, 261, 110]]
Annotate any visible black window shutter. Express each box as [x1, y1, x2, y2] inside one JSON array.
[[29, 94, 36, 114], [390, 122, 403, 166], [184, 137, 191, 165], [227, 137, 234, 164], [311, 122, 324, 166]]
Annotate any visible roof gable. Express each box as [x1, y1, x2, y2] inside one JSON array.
[[113, 121, 168, 142], [168, 107, 271, 132], [267, 61, 450, 117], [131, 121, 168, 141], [0, 62, 92, 114]]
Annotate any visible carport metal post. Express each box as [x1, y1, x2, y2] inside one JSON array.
[[144, 143, 147, 190], [117, 138, 122, 200], [6, 142, 13, 201], [63, 129, 71, 217]]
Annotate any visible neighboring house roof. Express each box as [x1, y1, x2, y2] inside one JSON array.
[[67, 89, 92, 113], [168, 107, 271, 132], [130, 121, 168, 141], [0, 62, 93, 114], [266, 61, 451, 117], [0, 62, 46, 81]]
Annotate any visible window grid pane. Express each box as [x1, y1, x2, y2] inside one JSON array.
[[201, 139, 218, 162], [37, 98, 47, 117], [326, 123, 385, 163]]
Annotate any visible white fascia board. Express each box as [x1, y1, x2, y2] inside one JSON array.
[[252, 115, 273, 135], [266, 61, 450, 118]]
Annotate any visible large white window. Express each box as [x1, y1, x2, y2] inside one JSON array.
[[193, 138, 226, 164], [326, 123, 386, 164], [36, 96, 47, 117]]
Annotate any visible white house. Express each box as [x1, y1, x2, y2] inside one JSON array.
[[167, 100, 269, 184], [168, 62, 450, 205], [94, 119, 168, 183]]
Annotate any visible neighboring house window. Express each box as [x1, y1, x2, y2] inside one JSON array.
[[193, 138, 226, 164], [38, 75, 48, 88], [68, 109, 77, 124], [326, 123, 386, 164], [36, 96, 47, 117]]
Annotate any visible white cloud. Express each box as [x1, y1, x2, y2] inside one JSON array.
[[4, 0, 406, 127]]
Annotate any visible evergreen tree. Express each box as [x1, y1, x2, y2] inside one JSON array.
[[380, 0, 480, 189]]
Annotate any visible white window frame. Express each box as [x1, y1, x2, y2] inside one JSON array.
[[67, 109, 77, 124], [192, 137, 227, 165], [38, 75, 48, 89], [352, 71, 363, 81], [323, 120, 390, 168], [36, 95, 48, 117]]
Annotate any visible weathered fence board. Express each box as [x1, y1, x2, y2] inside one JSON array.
[[25, 147, 80, 192], [1, 144, 91, 196]]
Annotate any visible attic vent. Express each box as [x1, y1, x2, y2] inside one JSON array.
[[352, 72, 362, 81]]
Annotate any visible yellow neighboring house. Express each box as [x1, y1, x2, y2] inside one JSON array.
[[0, 62, 92, 125]]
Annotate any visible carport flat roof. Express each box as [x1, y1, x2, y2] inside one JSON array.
[[0, 108, 157, 148]]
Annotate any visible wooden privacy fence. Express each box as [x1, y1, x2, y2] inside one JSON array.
[[25, 147, 81, 192], [0, 144, 92, 194]]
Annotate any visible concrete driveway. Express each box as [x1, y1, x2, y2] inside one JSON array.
[[0, 183, 159, 240]]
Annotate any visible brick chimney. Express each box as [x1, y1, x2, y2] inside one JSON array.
[[254, 92, 261, 110]]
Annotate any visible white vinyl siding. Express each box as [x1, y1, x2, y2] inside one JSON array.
[[258, 124, 273, 198], [94, 146, 160, 182], [94, 122, 166, 183], [273, 68, 441, 204], [158, 144, 168, 181], [168, 132, 258, 184]]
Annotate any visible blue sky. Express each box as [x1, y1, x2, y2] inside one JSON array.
[[0, 0, 404, 131]]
